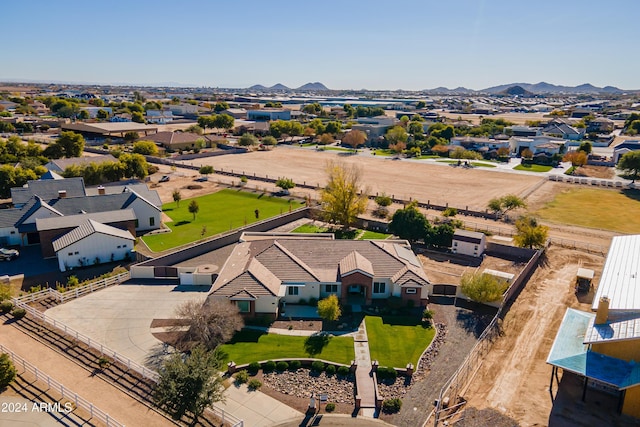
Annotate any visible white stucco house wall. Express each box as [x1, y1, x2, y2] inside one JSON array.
[[53, 219, 135, 271]]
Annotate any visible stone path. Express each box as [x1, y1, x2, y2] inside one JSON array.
[[353, 320, 377, 417]]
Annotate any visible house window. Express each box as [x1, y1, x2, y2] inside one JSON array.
[[150, 217, 155, 226], [288, 286, 299, 296], [236, 301, 250, 313], [135, 219, 139, 228], [10, 231, 15, 234], [74, 251, 79, 255], [68, 252, 73, 256], [406, 288, 417, 294], [117, 245, 121, 248], [325, 284, 338, 293], [373, 282, 386, 294]]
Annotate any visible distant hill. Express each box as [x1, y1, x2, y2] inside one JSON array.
[[425, 86, 475, 94], [270, 83, 289, 90], [297, 82, 329, 91], [500, 85, 534, 97], [482, 82, 624, 94], [248, 84, 267, 91]]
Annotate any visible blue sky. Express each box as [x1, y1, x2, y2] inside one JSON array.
[[2, 0, 639, 90]]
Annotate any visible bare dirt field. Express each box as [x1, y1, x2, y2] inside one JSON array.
[[176, 148, 543, 211], [463, 246, 610, 426], [572, 165, 615, 179], [417, 250, 524, 285], [438, 112, 548, 126]]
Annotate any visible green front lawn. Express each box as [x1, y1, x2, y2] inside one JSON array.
[[536, 188, 640, 233], [142, 189, 304, 251], [514, 163, 553, 172], [324, 146, 354, 152], [291, 224, 329, 234], [374, 149, 394, 156], [358, 230, 392, 240], [365, 315, 435, 368], [219, 329, 355, 365]]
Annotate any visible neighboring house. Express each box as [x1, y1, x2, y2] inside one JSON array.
[[208, 234, 431, 318], [450, 136, 510, 153], [146, 110, 174, 124], [541, 122, 584, 140], [509, 136, 567, 156], [165, 104, 199, 116], [451, 230, 485, 257], [505, 125, 540, 137], [53, 219, 135, 271], [352, 116, 397, 145], [222, 108, 248, 119], [587, 117, 615, 133], [44, 154, 118, 173], [613, 141, 640, 164], [36, 209, 136, 258], [247, 109, 291, 121], [40, 170, 64, 180], [11, 177, 87, 208], [547, 235, 640, 420], [145, 131, 210, 151]]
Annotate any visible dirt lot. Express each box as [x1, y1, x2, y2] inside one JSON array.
[[572, 165, 615, 179], [437, 111, 548, 126], [174, 148, 543, 211], [463, 246, 607, 425]]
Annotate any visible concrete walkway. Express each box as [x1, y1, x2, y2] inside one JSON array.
[[353, 320, 377, 417], [218, 383, 302, 427]]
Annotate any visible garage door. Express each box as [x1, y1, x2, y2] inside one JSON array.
[[432, 284, 457, 296]]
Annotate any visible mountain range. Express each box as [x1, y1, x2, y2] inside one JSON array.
[[425, 82, 626, 95], [248, 82, 329, 91]]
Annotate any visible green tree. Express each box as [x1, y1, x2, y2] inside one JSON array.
[[197, 115, 213, 132], [132, 140, 159, 156], [131, 111, 145, 123], [186, 124, 203, 135], [617, 151, 640, 183], [389, 202, 430, 243], [302, 103, 323, 115], [307, 118, 326, 135], [487, 194, 526, 217], [0, 353, 17, 388], [461, 272, 509, 303], [513, 216, 548, 249], [123, 131, 139, 143], [343, 103, 355, 118], [385, 126, 408, 146], [416, 101, 427, 109], [238, 133, 258, 147], [96, 109, 109, 120], [317, 294, 341, 322], [324, 121, 342, 135], [213, 101, 229, 112], [408, 121, 424, 136], [213, 114, 235, 133], [578, 141, 592, 154], [45, 131, 85, 158], [189, 200, 200, 220], [275, 177, 295, 194], [78, 109, 90, 120], [428, 123, 454, 140], [119, 153, 148, 179], [102, 161, 125, 182], [320, 161, 368, 230], [261, 135, 277, 147], [172, 189, 182, 207], [198, 165, 214, 176], [153, 346, 226, 422]]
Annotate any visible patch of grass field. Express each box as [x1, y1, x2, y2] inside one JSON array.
[[219, 329, 354, 365], [365, 315, 435, 368], [142, 189, 304, 251], [416, 155, 440, 159], [374, 149, 393, 156], [324, 146, 353, 152], [359, 230, 392, 240], [292, 224, 329, 234], [435, 159, 496, 168], [564, 166, 577, 175], [514, 163, 553, 172], [536, 188, 640, 233]]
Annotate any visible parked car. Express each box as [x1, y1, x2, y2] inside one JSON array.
[[159, 175, 170, 182], [0, 248, 19, 261]]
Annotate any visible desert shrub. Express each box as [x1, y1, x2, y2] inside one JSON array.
[[235, 370, 249, 384], [325, 402, 336, 412], [311, 361, 325, 372], [423, 309, 434, 319], [0, 354, 16, 388], [97, 357, 111, 369], [247, 379, 262, 390], [10, 308, 26, 319], [387, 296, 403, 309], [0, 301, 13, 314], [289, 360, 301, 371], [337, 366, 350, 376], [263, 360, 276, 372], [325, 365, 336, 376], [377, 367, 397, 381], [248, 362, 261, 375], [276, 361, 289, 371], [382, 398, 402, 413], [406, 299, 415, 308]]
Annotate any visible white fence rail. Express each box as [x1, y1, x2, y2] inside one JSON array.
[[0, 344, 124, 427], [13, 272, 129, 305]]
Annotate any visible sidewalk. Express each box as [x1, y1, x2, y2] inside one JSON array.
[[353, 320, 376, 417], [218, 383, 302, 427], [0, 320, 173, 427]]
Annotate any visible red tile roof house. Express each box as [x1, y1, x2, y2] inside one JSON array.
[[207, 233, 431, 318]]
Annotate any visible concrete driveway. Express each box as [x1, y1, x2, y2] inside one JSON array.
[[44, 281, 210, 366], [220, 384, 302, 427], [0, 245, 58, 277]]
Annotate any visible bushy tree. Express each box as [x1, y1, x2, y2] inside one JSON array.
[[275, 177, 295, 193], [174, 299, 244, 351], [320, 161, 368, 230], [513, 216, 548, 249], [261, 135, 277, 147], [563, 151, 587, 167], [461, 272, 509, 303], [43, 131, 85, 158], [172, 189, 182, 207], [238, 133, 258, 147], [341, 130, 366, 150], [198, 165, 214, 176], [317, 294, 341, 322], [487, 194, 526, 217], [153, 346, 225, 422], [0, 353, 16, 388], [132, 140, 159, 156], [390, 202, 430, 242], [188, 200, 199, 220], [617, 151, 640, 183]]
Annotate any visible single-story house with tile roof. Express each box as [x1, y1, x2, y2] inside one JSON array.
[[208, 233, 430, 318], [548, 235, 640, 420], [44, 154, 118, 173], [53, 219, 135, 271], [144, 131, 221, 151]]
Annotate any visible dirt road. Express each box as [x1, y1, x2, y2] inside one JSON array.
[[463, 246, 605, 425]]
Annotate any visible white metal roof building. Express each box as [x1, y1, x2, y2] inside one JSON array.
[[592, 235, 640, 312]]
